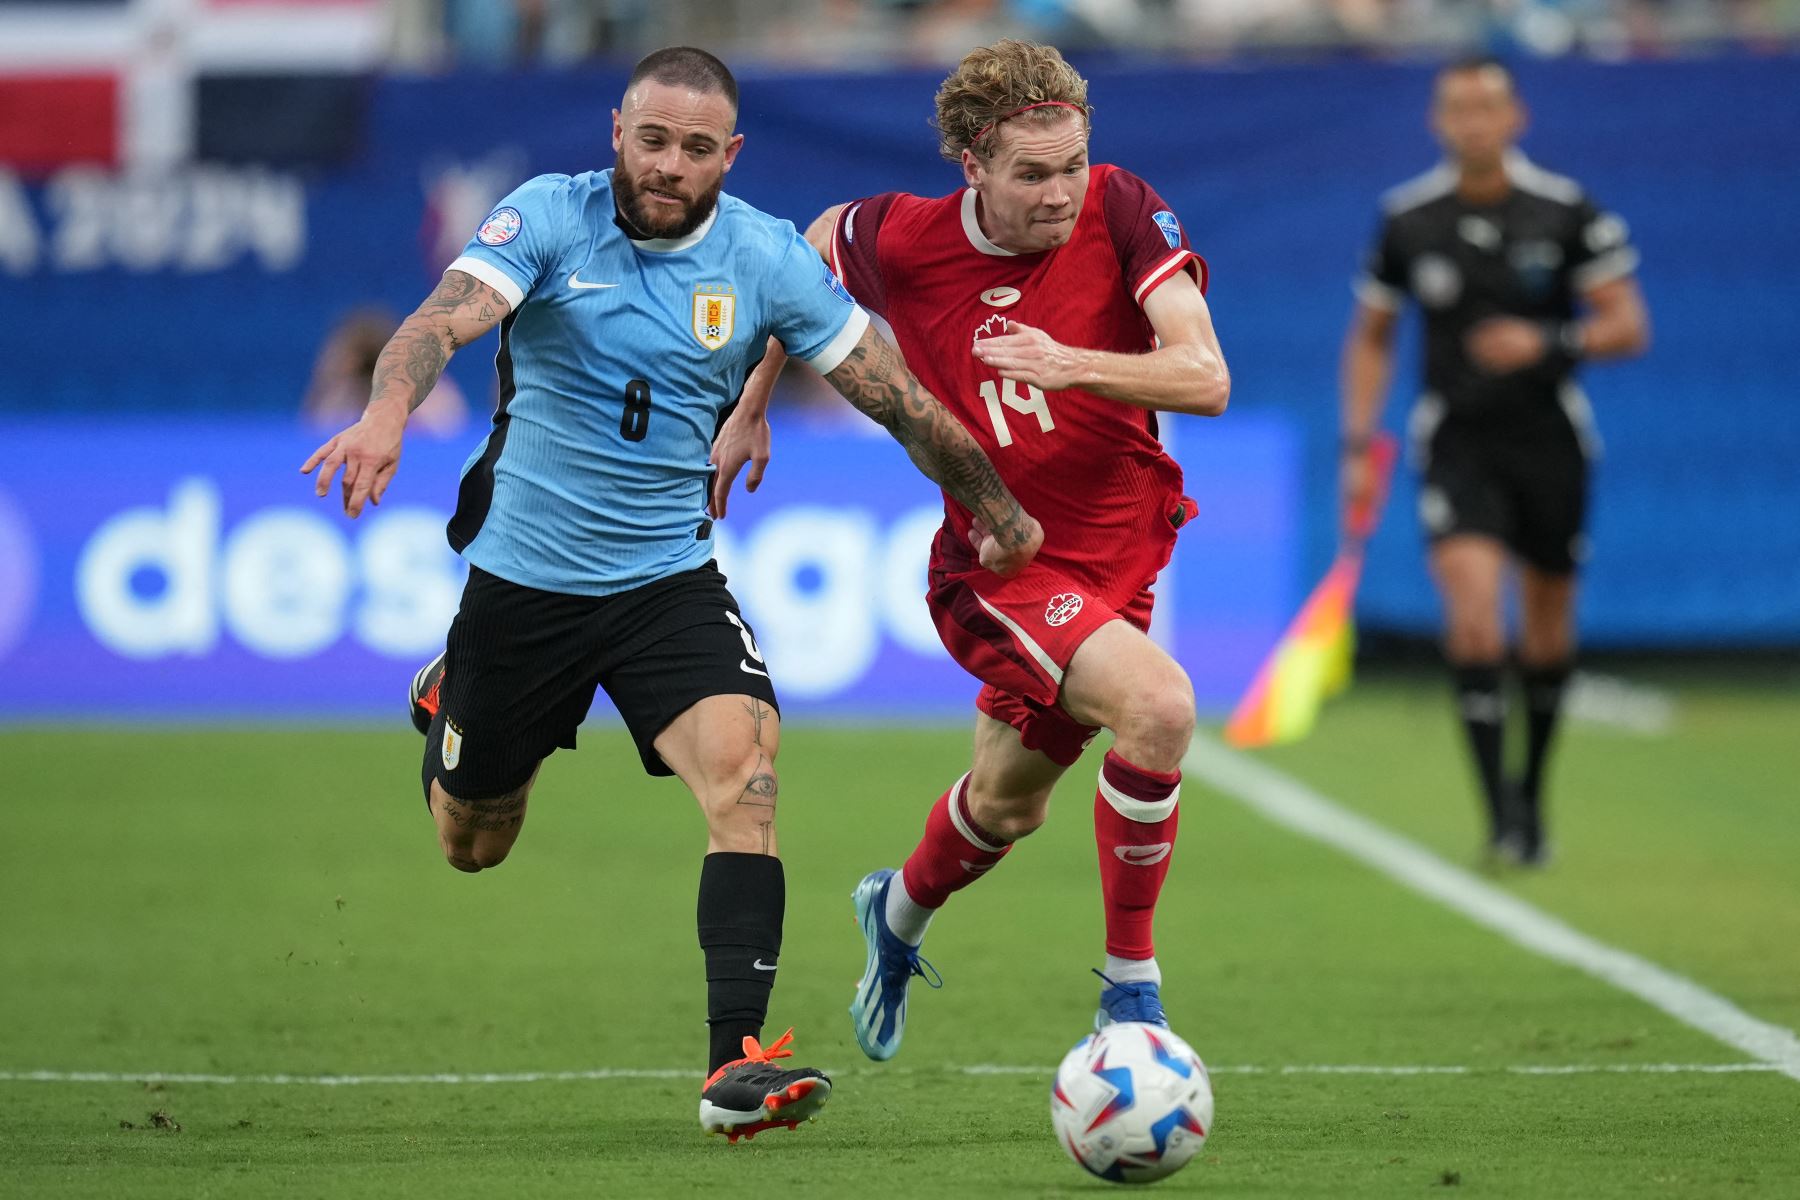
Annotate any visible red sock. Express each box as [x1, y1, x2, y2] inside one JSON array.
[[1094, 749, 1181, 960], [899, 774, 1011, 909]]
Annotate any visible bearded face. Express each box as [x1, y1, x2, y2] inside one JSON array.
[[610, 80, 741, 241], [610, 154, 724, 241]]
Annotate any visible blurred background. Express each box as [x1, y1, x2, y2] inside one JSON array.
[[1, 0, 1795, 724]]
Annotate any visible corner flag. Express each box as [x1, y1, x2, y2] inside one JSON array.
[[1224, 433, 1398, 748]]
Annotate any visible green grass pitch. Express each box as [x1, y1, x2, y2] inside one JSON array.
[[3, 669, 1796, 1197]]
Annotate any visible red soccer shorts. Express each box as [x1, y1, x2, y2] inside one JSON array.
[[927, 555, 1155, 767]]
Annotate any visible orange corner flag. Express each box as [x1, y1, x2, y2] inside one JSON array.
[[1224, 433, 1397, 748]]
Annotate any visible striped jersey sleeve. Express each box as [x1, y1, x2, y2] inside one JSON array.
[[829, 193, 903, 316], [1102, 168, 1207, 307]]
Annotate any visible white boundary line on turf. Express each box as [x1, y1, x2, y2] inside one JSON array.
[[1182, 734, 1800, 1085], [0, 1063, 1783, 1086]]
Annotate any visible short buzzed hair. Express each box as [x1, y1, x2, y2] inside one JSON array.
[[627, 46, 739, 114], [1438, 55, 1517, 94]]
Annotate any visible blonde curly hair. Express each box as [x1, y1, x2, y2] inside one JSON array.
[[934, 40, 1093, 163]]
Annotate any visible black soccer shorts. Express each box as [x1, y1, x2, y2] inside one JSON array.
[[421, 562, 779, 800], [1417, 416, 1590, 575]]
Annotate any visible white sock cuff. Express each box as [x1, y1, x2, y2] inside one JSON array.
[[946, 773, 1005, 853], [1098, 767, 1179, 823]]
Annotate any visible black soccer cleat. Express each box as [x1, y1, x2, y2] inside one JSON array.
[[698, 1028, 832, 1142], [408, 651, 446, 735]]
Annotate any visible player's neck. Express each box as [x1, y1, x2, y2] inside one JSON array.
[[1455, 161, 1511, 206], [972, 193, 1041, 256]]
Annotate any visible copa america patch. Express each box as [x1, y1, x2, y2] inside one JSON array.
[[1152, 210, 1182, 249], [1045, 592, 1084, 627], [823, 265, 855, 304], [476, 207, 522, 246]]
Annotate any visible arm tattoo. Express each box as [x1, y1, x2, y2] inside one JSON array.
[[371, 327, 449, 413], [825, 330, 1031, 549], [368, 272, 500, 415]]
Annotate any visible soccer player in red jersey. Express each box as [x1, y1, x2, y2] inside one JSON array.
[[710, 40, 1229, 1059]]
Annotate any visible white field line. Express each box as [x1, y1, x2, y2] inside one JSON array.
[[0, 1063, 1783, 1087], [1183, 735, 1800, 1084]]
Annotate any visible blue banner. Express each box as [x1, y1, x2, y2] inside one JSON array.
[[0, 414, 1299, 720], [4, 56, 1795, 646]]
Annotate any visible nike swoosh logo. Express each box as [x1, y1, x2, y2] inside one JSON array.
[[753, 959, 778, 971], [567, 272, 620, 289], [740, 659, 770, 679], [1115, 843, 1172, 866]]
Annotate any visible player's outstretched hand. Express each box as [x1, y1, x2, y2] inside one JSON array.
[[970, 320, 1084, 391], [708, 406, 772, 519], [970, 513, 1044, 579], [301, 408, 406, 519]]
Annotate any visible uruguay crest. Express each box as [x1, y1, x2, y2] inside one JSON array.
[[692, 288, 736, 351]]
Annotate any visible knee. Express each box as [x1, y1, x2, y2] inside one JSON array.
[[431, 784, 524, 873], [1444, 599, 1505, 662], [1520, 616, 1575, 664], [440, 833, 513, 872], [966, 785, 1050, 843], [1122, 676, 1196, 749], [1447, 621, 1506, 663], [699, 748, 780, 831]]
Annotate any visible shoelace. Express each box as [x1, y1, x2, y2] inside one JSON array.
[[731, 1027, 797, 1066], [897, 948, 945, 991], [1091, 967, 1160, 1009]]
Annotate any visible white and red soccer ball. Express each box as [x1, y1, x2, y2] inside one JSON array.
[[1050, 1021, 1214, 1185]]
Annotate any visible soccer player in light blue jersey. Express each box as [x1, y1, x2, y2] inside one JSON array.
[[302, 46, 1041, 1141]]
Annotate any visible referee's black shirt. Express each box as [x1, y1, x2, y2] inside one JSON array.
[[1357, 152, 1638, 435]]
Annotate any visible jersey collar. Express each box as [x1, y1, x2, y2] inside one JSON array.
[[621, 203, 719, 254], [960, 188, 1018, 257]]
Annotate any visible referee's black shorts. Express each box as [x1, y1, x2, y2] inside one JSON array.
[[1417, 414, 1591, 575], [421, 562, 778, 801]]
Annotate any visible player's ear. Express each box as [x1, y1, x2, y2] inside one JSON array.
[[723, 132, 746, 173], [961, 148, 983, 189], [612, 109, 625, 153]]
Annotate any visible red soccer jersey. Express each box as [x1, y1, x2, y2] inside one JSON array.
[[829, 164, 1207, 604]]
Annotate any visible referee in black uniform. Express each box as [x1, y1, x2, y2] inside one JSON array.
[[1340, 57, 1650, 865]]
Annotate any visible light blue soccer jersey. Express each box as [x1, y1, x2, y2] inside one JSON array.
[[444, 170, 868, 595]]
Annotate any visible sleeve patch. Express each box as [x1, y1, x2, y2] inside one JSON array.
[[1584, 213, 1629, 254], [476, 207, 522, 246], [1152, 210, 1182, 249], [824, 263, 855, 304]]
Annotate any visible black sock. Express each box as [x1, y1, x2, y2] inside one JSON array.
[[1519, 662, 1573, 825], [1453, 662, 1508, 840], [697, 852, 784, 1075]]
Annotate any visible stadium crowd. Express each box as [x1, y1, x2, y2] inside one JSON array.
[[393, 0, 1797, 68]]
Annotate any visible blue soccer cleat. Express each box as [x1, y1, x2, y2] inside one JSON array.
[[849, 868, 942, 1061], [1093, 968, 1169, 1031]]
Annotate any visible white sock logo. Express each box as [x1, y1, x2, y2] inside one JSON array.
[[1115, 843, 1172, 867]]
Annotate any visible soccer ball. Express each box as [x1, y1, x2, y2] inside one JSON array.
[[1049, 1021, 1214, 1184]]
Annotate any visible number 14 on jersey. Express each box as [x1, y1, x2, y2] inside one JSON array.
[[979, 378, 1055, 447]]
